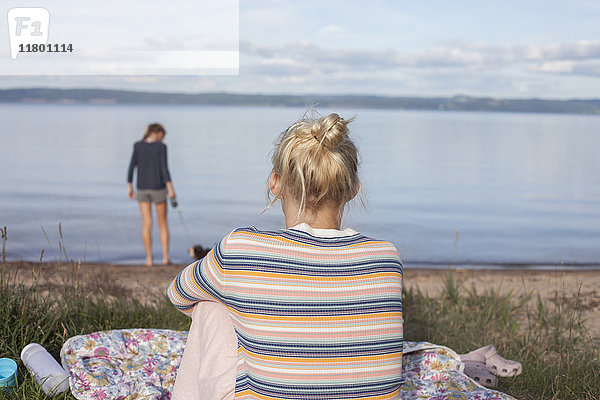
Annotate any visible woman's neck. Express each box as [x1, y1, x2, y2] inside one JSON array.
[[287, 216, 340, 230], [282, 198, 342, 230]]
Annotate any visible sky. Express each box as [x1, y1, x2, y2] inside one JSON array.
[[1, 0, 599, 98]]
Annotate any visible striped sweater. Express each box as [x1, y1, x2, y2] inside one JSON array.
[[167, 225, 404, 399]]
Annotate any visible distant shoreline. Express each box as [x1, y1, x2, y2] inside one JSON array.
[[1, 88, 600, 115]]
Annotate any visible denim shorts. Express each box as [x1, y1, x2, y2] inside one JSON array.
[[136, 188, 168, 203]]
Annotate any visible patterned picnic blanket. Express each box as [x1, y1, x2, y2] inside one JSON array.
[[61, 329, 515, 400]]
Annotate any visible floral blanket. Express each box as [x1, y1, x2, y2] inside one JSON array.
[[401, 342, 514, 400], [61, 329, 185, 400], [61, 329, 515, 400]]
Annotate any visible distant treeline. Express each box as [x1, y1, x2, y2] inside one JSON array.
[[1, 88, 600, 115]]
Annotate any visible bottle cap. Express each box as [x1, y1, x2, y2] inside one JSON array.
[[21, 343, 44, 363]]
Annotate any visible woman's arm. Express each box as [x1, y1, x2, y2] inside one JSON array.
[[160, 144, 173, 196], [127, 145, 137, 198], [127, 183, 135, 199], [166, 181, 176, 199], [167, 241, 227, 316]]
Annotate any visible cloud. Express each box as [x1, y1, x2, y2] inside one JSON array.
[[531, 61, 576, 73], [230, 38, 600, 98], [518, 40, 600, 61], [531, 61, 600, 77], [408, 44, 504, 68], [245, 58, 312, 76], [318, 24, 345, 34], [240, 39, 600, 79]]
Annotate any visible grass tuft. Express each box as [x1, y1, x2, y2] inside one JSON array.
[[404, 269, 600, 400]]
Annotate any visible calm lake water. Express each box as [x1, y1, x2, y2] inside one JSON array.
[[2, 104, 599, 268]]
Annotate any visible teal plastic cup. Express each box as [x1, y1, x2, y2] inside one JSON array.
[[0, 358, 18, 391]]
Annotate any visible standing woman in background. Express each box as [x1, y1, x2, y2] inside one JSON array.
[[127, 123, 176, 266]]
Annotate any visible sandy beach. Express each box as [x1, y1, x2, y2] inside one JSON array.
[[4, 261, 599, 339]]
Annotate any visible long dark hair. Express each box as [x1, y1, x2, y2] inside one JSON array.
[[143, 123, 166, 140]]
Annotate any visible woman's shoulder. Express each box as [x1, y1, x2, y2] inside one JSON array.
[[225, 226, 397, 252], [219, 227, 402, 269], [221, 226, 299, 247], [215, 226, 264, 255], [134, 140, 166, 147], [226, 226, 278, 241]]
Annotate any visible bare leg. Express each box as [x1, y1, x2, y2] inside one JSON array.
[[172, 303, 237, 400], [138, 201, 153, 266], [155, 201, 170, 264]]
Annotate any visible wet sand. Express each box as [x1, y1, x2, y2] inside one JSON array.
[[4, 261, 599, 339]]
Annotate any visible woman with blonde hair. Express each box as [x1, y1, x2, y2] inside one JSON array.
[[168, 112, 403, 399], [127, 123, 176, 266]]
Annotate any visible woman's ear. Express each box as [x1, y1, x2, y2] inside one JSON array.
[[269, 172, 282, 199]]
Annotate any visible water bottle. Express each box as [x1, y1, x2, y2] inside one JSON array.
[[21, 343, 70, 395]]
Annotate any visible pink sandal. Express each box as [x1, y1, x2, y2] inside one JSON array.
[[462, 344, 522, 378], [460, 352, 498, 387]]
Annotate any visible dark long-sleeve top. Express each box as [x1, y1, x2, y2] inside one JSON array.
[[127, 141, 171, 190]]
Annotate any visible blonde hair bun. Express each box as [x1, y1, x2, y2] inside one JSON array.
[[268, 111, 360, 219], [293, 113, 350, 148]]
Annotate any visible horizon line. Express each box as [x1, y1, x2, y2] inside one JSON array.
[[1, 87, 599, 102]]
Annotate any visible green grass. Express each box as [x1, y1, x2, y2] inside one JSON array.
[[1, 229, 598, 399], [0, 263, 190, 399], [0, 227, 190, 399], [404, 270, 600, 399]]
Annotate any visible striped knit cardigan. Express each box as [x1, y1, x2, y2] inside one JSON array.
[[167, 226, 404, 399]]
